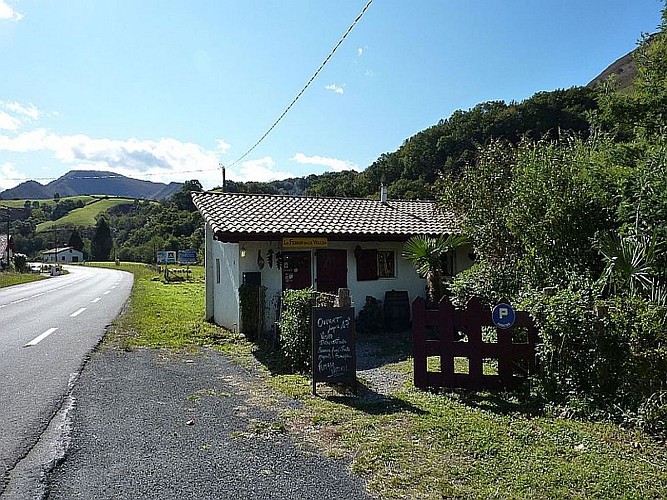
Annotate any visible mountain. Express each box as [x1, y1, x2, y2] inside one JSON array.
[[587, 48, 637, 91], [0, 170, 182, 200]]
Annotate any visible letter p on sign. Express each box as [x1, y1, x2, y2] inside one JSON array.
[[492, 303, 516, 329]]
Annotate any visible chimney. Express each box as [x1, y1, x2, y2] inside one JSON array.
[[380, 184, 388, 204]]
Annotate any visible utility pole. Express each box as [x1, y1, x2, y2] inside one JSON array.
[[0, 206, 9, 267], [219, 163, 226, 192]]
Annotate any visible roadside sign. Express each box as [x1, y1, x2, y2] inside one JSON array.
[[178, 250, 197, 265], [492, 303, 516, 329], [157, 250, 177, 264]]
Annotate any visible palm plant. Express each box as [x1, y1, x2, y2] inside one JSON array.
[[402, 234, 468, 305], [596, 231, 663, 298]]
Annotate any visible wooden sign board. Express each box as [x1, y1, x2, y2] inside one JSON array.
[[312, 307, 356, 395], [283, 237, 328, 249]]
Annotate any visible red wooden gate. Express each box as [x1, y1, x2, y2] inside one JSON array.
[[412, 296, 538, 390]]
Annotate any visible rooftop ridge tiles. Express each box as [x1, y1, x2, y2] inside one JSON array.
[[193, 190, 436, 204]]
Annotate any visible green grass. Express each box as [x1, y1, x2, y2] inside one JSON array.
[[0, 271, 44, 288], [37, 197, 135, 231], [0, 195, 97, 209], [100, 262, 667, 499], [90, 262, 254, 360]]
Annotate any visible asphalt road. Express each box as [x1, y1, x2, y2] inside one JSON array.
[[0, 265, 133, 497], [44, 348, 371, 499]]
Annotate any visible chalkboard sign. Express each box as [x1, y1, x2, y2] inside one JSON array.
[[312, 307, 356, 394]]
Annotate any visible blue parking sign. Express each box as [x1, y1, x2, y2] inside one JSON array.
[[492, 303, 515, 329]]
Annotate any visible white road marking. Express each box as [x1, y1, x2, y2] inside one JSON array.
[[31, 293, 44, 298], [91, 297, 101, 303], [70, 308, 86, 317], [11, 298, 28, 305], [25, 328, 58, 347], [103, 291, 110, 295]]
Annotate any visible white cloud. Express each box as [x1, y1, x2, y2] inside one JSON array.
[[325, 83, 345, 95], [357, 47, 364, 57], [4, 101, 40, 120], [0, 111, 22, 131], [0, 101, 42, 131], [290, 153, 358, 172], [0, 0, 23, 21], [215, 138, 231, 154], [228, 156, 293, 183], [0, 130, 226, 188], [0, 162, 27, 189]]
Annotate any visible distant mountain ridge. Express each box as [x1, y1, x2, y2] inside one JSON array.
[[0, 170, 182, 200]]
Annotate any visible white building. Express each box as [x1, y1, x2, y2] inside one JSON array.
[[42, 246, 84, 263], [193, 190, 473, 336]]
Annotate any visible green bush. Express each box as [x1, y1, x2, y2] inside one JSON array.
[[276, 288, 314, 372], [12, 253, 28, 273], [522, 280, 667, 428], [448, 260, 521, 308]]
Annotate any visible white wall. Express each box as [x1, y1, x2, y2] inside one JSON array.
[[208, 237, 475, 334], [208, 229, 241, 331], [42, 249, 84, 263]]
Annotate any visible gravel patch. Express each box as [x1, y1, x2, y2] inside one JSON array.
[[355, 330, 412, 397]]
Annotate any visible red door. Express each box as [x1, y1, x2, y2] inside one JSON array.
[[282, 251, 312, 290], [316, 249, 347, 293]]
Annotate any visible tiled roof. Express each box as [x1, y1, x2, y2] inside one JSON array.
[[192, 191, 458, 241], [42, 246, 75, 254]]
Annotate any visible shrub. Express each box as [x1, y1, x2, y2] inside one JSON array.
[[276, 288, 314, 372], [522, 280, 667, 425], [12, 253, 28, 273], [448, 260, 521, 308]]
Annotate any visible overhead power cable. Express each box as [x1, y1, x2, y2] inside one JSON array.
[[228, 0, 373, 167]]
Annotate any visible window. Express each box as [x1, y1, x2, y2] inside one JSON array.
[[355, 248, 395, 281], [377, 250, 395, 278], [215, 258, 220, 284]]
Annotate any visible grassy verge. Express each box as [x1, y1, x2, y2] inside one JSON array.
[[0, 272, 44, 288], [89, 262, 253, 362], [100, 262, 667, 499]]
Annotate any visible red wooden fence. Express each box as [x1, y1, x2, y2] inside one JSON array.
[[412, 296, 538, 390]]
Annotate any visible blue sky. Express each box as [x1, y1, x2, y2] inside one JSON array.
[[0, 1, 663, 190]]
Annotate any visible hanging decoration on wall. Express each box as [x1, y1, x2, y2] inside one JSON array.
[[257, 250, 265, 269], [276, 251, 283, 269], [267, 249, 274, 268]]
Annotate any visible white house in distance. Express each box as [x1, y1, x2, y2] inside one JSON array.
[[42, 246, 84, 263], [193, 189, 473, 335]]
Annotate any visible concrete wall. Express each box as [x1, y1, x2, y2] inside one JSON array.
[[206, 226, 241, 332], [42, 249, 84, 263], [208, 234, 475, 335]]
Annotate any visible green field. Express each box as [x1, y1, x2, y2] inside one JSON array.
[[97, 262, 667, 499], [0, 195, 97, 209], [36, 197, 136, 232]]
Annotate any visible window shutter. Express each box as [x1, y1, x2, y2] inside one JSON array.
[[356, 249, 378, 281]]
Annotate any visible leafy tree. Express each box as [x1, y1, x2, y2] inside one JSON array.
[[68, 228, 85, 252], [170, 179, 203, 211], [53, 192, 60, 203], [91, 217, 113, 261]]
